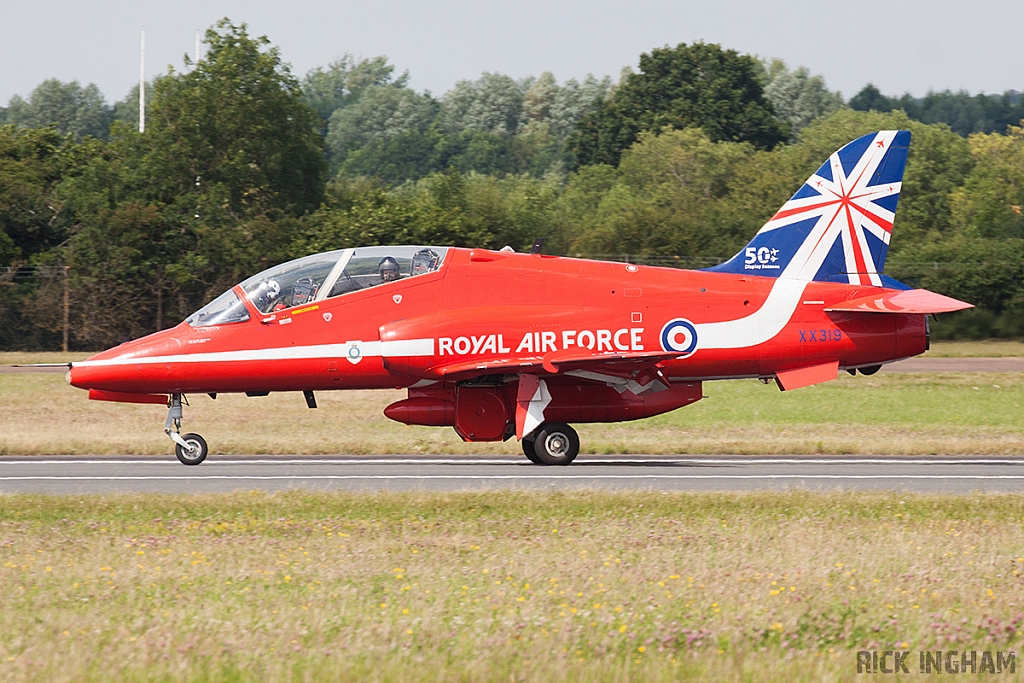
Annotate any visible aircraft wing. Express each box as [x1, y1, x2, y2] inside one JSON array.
[[825, 288, 973, 314], [419, 349, 685, 380]]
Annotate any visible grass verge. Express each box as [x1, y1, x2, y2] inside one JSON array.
[[1, 371, 1022, 455], [1, 490, 1022, 682], [924, 340, 1024, 358]]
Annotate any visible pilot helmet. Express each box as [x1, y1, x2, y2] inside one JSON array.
[[411, 249, 440, 275], [378, 256, 401, 282]]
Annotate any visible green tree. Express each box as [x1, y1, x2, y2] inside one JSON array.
[[51, 18, 330, 344], [442, 72, 525, 135], [547, 75, 612, 141], [565, 128, 755, 256], [305, 170, 483, 252], [339, 128, 445, 184], [111, 83, 150, 128], [302, 55, 408, 125], [761, 59, 844, 137], [893, 236, 1024, 316], [946, 125, 1024, 240], [148, 20, 326, 219], [0, 125, 93, 265], [325, 85, 438, 167], [0, 125, 102, 349], [568, 42, 789, 167], [333, 71, 612, 183], [5, 79, 112, 141], [851, 84, 1024, 137], [521, 72, 558, 130], [848, 84, 894, 113]]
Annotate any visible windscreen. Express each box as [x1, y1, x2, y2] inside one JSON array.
[[185, 289, 250, 327], [185, 246, 449, 326], [240, 250, 345, 314]]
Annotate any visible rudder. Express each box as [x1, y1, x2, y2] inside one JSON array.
[[706, 130, 910, 285]]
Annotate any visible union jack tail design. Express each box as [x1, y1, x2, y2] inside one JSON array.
[[707, 130, 910, 285]]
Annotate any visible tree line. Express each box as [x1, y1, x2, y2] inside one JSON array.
[[1, 19, 1022, 351]]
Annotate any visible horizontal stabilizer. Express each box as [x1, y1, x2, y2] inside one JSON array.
[[775, 360, 839, 391], [825, 289, 973, 314]]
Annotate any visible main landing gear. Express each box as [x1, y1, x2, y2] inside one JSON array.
[[164, 394, 208, 465], [521, 422, 580, 466]]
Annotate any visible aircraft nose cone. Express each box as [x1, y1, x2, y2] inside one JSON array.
[[69, 327, 184, 392]]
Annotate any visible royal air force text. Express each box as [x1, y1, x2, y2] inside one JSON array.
[[437, 329, 645, 356]]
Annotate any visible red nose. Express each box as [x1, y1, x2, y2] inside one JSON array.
[[69, 327, 184, 393]]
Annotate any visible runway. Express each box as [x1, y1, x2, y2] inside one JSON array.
[[1, 455, 1023, 494]]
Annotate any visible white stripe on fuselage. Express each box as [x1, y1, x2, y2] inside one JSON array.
[[381, 338, 434, 357], [74, 340, 435, 367], [695, 278, 808, 350]]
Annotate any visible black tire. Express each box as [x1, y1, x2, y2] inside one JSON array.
[[859, 365, 882, 376], [175, 433, 208, 465], [533, 422, 579, 466], [521, 436, 543, 464]]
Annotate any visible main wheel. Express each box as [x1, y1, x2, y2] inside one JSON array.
[[532, 422, 580, 466], [175, 433, 208, 466], [859, 365, 882, 376], [521, 436, 543, 464]]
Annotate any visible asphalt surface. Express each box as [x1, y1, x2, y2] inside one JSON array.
[[1, 455, 1023, 494], [3, 357, 1021, 495]]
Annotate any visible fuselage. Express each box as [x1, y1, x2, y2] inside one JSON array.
[[68, 247, 927, 395]]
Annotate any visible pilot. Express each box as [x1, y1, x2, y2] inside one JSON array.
[[411, 248, 440, 276], [251, 280, 281, 312], [378, 256, 401, 283]]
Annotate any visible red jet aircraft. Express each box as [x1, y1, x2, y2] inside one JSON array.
[[68, 130, 971, 465]]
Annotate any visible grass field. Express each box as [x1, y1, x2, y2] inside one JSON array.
[[923, 340, 1024, 358], [1, 370, 1022, 456], [1, 490, 1022, 682]]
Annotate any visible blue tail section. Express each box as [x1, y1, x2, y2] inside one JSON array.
[[705, 130, 911, 286]]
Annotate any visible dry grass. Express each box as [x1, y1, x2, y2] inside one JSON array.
[[925, 340, 1024, 358], [1, 490, 1022, 682], [0, 352, 94, 365], [1, 371, 1023, 456]]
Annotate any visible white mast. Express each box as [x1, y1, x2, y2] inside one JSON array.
[[195, 29, 200, 65], [139, 27, 146, 133]]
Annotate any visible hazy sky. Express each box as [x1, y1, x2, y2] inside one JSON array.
[[2, 0, 1022, 106]]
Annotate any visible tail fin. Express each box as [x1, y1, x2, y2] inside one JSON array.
[[706, 130, 910, 286]]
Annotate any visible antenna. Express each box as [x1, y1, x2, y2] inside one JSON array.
[[139, 27, 145, 133]]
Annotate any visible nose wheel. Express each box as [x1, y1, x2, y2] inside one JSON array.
[[164, 394, 208, 465], [175, 433, 208, 465]]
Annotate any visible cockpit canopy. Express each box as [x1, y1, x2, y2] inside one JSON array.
[[186, 246, 449, 327]]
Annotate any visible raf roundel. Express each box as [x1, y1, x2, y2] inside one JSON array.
[[660, 319, 698, 357], [346, 342, 363, 365]]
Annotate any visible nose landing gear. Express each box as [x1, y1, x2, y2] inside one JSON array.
[[164, 394, 208, 465]]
